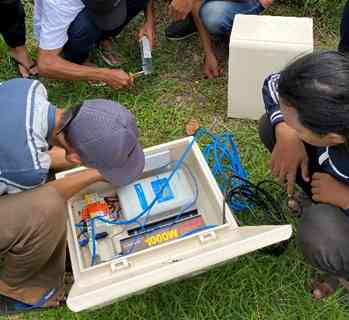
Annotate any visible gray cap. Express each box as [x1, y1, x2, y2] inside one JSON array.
[[63, 99, 145, 187]]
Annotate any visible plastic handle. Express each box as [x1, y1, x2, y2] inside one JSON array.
[[110, 259, 130, 272]]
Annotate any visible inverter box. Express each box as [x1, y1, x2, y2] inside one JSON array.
[[228, 15, 313, 120], [56, 137, 292, 312]]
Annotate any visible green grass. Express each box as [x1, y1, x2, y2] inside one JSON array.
[[0, 1, 347, 319]]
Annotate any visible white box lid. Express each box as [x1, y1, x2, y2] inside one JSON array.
[[231, 15, 313, 44]]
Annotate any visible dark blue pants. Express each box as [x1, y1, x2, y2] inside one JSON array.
[[339, 0, 349, 53], [199, 0, 264, 37], [0, 0, 26, 48], [63, 0, 149, 64]]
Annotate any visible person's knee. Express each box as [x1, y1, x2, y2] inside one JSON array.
[[297, 204, 349, 274], [298, 204, 338, 249], [37, 186, 67, 236], [64, 10, 101, 64], [199, 2, 230, 36]]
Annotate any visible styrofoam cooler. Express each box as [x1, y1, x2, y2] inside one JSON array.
[[56, 137, 292, 312], [228, 15, 313, 120]]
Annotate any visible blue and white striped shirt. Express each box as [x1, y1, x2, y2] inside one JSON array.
[[263, 73, 349, 185], [0, 79, 56, 194]]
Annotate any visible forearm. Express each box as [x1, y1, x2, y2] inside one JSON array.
[[38, 49, 109, 82], [191, 0, 215, 57], [259, 0, 274, 9], [145, 0, 155, 24], [47, 168, 104, 201], [275, 122, 293, 138], [339, 188, 349, 209]]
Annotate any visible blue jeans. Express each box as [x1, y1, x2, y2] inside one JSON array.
[[199, 0, 264, 36], [63, 0, 149, 64]]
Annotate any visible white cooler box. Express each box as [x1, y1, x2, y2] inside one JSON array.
[[228, 15, 314, 120], [56, 137, 292, 312]]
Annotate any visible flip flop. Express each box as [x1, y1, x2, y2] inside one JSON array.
[[0, 288, 65, 315], [97, 43, 121, 68], [97, 49, 121, 67], [11, 57, 39, 79]]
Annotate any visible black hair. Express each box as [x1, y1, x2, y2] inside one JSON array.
[[278, 51, 349, 143]]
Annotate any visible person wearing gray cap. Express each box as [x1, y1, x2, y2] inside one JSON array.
[[35, 0, 154, 88], [0, 78, 144, 314]]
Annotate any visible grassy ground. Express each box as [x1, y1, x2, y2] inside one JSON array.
[[0, 1, 348, 319]]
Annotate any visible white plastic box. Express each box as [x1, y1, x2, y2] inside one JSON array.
[[56, 137, 292, 312], [228, 15, 313, 120]]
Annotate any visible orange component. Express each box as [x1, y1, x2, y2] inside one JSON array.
[[81, 201, 109, 221]]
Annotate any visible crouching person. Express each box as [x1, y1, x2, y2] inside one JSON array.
[[259, 51, 349, 299], [0, 79, 145, 314]]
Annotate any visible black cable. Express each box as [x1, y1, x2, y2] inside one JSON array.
[[224, 175, 291, 256]]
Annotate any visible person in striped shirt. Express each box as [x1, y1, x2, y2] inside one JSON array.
[[259, 51, 349, 299], [0, 78, 144, 314]]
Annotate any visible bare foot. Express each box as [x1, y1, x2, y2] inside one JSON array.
[[9, 45, 38, 78], [312, 276, 342, 300]]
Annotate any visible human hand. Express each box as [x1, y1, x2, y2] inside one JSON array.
[[311, 173, 349, 209], [103, 69, 133, 89], [138, 21, 156, 49], [259, 0, 274, 9], [270, 122, 310, 195], [203, 53, 221, 78], [169, 0, 193, 21]]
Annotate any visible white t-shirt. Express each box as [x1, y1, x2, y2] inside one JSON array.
[[34, 0, 85, 50]]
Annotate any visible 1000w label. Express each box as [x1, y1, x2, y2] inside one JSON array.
[[120, 215, 205, 253], [144, 229, 179, 246]]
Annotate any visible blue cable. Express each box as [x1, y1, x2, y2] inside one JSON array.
[[90, 130, 204, 228], [200, 130, 249, 211], [88, 132, 205, 264], [102, 162, 200, 258], [180, 224, 217, 238], [85, 128, 249, 265], [90, 218, 97, 265]]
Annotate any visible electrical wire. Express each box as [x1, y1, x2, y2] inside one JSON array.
[[87, 133, 205, 265], [82, 128, 289, 265]]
